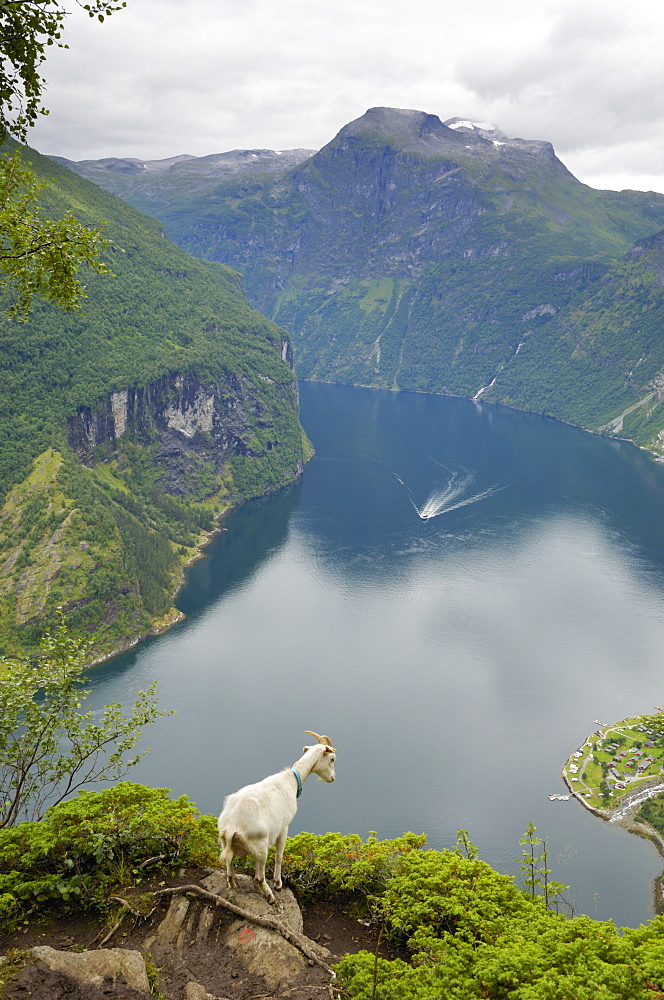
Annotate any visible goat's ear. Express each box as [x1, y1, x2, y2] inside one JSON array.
[[303, 745, 313, 753], [324, 746, 335, 754]]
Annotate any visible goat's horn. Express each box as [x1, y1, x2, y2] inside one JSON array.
[[304, 730, 333, 746]]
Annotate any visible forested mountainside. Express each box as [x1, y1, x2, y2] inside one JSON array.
[[0, 143, 307, 658], [61, 107, 664, 455], [486, 230, 664, 444]]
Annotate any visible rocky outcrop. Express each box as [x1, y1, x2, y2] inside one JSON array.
[[142, 871, 331, 997], [3, 872, 332, 1000], [68, 367, 301, 500], [30, 946, 150, 993], [200, 871, 311, 987]]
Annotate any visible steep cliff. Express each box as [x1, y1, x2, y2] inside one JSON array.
[[486, 229, 664, 454], [0, 144, 307, 657], [68, 359, 302, 500]]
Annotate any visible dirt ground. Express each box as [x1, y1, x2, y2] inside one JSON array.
[[0, 869, 397, 1000]]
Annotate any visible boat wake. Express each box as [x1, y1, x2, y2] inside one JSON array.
[[394, 469, 503, 521]]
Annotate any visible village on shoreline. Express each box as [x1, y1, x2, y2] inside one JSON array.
[[562, 711, 664, 860]]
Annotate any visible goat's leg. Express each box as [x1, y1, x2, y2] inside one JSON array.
[[273, 828, 288, 891], [254, 849, 276, 904], [219, 836, 237, 890], [225, 855, 237, 890]]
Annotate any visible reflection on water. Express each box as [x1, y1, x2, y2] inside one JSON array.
[[177, 483, 300, 617], [86, 383, 664, 928]]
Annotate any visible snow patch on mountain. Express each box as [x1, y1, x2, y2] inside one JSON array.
[[446, 119, 498, 133]]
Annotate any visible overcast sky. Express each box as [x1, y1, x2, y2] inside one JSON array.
[[26, 0, 664, 193]]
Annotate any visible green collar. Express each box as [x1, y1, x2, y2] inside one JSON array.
[[291, 767, 303, 798]]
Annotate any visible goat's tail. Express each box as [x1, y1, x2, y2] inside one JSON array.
[[219, 828, 245, 864], [218, 829, 232, 862]]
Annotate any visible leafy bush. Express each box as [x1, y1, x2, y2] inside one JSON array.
[[381, 848, 531, 949], [332, 831, 664, 1000], [281, 828, 664, 999], [0, 782, 218, 930], [281, 830, 426, 901]]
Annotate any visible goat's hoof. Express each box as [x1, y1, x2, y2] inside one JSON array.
[[274, 880, 282, 891]]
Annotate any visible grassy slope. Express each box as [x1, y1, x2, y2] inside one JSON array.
[[0, 144, 306, 656]]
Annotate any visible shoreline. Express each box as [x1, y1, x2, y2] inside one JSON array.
[[563, 719, 664, 911], [580, 779, 664, 915], [563, 770, 664, 852], [305, 378, 664, 464], [89, 506, 233, 669]]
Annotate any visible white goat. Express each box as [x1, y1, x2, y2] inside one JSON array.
[[218, 731, 336, 904]]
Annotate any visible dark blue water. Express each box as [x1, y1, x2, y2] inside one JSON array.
[[87, 382, 664, 927]]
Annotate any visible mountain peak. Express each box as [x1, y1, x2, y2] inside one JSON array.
[[331, 107, 483, 153], [322, 106, 559, 167]]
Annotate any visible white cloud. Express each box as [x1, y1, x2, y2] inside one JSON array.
[[25, 0, 664, 193], [452, 0, 664, 190]]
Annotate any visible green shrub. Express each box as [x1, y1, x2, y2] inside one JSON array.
[[382, 848, 530, 948], [0, 782, 218, 930], [334, 835, 664, 1000], [281, 830, 426, 901]]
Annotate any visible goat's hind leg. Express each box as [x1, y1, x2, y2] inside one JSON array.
[[219, 835, 238, 890], [254, 848, 276, 904], [272, 829, 288, 891], [226, 855, 238, 891]]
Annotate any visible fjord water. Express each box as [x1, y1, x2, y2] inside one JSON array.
[[89, 382, 664, 927]]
